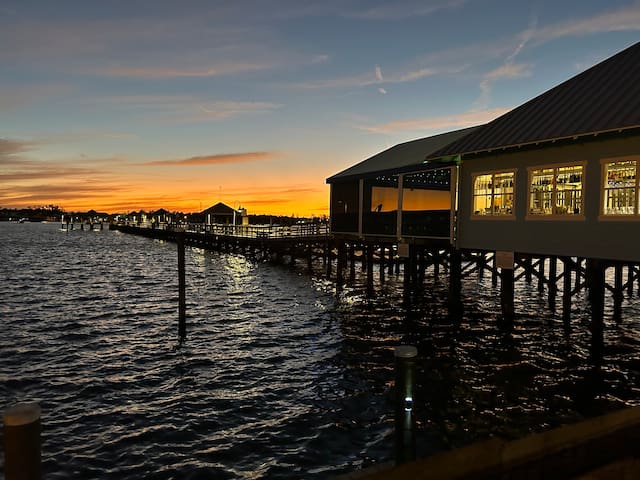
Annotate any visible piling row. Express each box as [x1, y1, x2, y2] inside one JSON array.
[[113, 225, 640, 361]]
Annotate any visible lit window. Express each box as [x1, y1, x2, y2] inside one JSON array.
[[529, 165, 583, 215], [603, 160, 637, 215], [472, 172, 514, 216]]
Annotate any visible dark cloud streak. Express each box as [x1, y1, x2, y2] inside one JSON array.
[[143, 151, 278, 166]]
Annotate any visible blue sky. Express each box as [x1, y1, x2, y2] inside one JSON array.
[[1, 0, 638, 215]]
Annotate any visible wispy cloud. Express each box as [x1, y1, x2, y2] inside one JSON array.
[[93, 62, 272, 79], [530, 3, 640, 44], [142, 151, 279, 167], [196, 101, 282, 119], [359, 107, 511, 134], [345, 0, 466, 20], [0, 138, 37, 160], [0, 84, 73, 112], [0, 164, 106, 181], [311, 54, 330, 64], [475, 62, 532, 109], [472, 11, 536, 110], [293, 64, 460, 89], [96, 95, 281, 122], [375, 65, 383, 82]]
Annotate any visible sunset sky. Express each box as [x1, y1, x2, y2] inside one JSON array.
[[1, 1, 639, 216]]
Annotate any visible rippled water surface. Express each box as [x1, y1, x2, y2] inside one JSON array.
[[2, 222, 640, 478]]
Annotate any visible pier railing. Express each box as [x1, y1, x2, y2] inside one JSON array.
[[119, 221, 329, 239]]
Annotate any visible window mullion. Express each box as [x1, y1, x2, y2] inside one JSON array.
[[491, 174, 496, 215]]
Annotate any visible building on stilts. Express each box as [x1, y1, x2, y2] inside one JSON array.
[[326, 41, 640, 345]]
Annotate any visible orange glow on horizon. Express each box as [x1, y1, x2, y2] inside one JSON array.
[[1, 177, 330, 217]]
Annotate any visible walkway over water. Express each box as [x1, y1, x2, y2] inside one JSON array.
[[111, 222, 331, 265], [117, 221, 329, 239]]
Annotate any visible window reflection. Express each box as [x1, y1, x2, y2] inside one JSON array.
[[603, 160, 637, 215], [473, 171, 514, 216]]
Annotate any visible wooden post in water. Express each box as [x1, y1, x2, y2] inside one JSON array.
[[307, 243, 313, 273], [336, 242, 345, 288], [366, 244, 374, 296], [524, 256, 532, 283], [394, 346, 417, 466], [587, 258, 605, 362], [498, 251, 515, 322], [613, 262, 623, 323], [548, 257, 558, 311], [537, 257, 545, 293], [501, 267, 515, 321], [417, 248, 426, 284], [379, 245, 386, 284], [177, 230, 186, 341], [3, 402, 41, 480], [491, 252, 498, 287], [627, 265, 634, 297], [448, 248, 463, 319], [562, 257, 572, 325], [349, 243, 356, 281], [388, 246, 395, 275]]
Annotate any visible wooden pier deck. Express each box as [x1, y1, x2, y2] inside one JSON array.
[[111, 222, 331, 265]]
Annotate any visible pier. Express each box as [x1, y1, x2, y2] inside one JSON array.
[[112, 223, 639, 340], [111, 222, 330, 267]]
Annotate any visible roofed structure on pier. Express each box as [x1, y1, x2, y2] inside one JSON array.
[[326, 127, 478, 241], [326, 41, 640, 261]]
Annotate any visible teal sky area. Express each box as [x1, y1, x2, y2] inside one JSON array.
[[1, 0, 639, 215]]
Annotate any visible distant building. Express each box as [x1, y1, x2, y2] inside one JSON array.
[[192, 202, 246, 225]]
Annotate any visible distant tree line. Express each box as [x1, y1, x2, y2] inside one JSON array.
[[1, 205, 328, 224], [0, 205, 65, 222]]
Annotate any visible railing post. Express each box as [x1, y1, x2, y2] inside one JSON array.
[[394, 346, 417, 465], [3, 402, 41, 480]]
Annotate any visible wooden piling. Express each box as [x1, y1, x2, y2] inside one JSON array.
[[524, 256, 532, 283], [537, 257, 545, 293], [491, 252, 498, 287], [448, 248, 463, 319], [562, 257, 572, 325], [366, 244, 374, 296], [388, 246, 395, 275], [548, 257, 558, 311], [500, 267, 515, 321], [613, 262, 623, 323], [3, 402, 41, 480], [177, 230, 186, 341], [587, 258, 605, 362], [350, 243, 356, 281], [336, 242, 345, 288]]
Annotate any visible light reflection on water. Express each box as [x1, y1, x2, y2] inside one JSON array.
[[2, 222, 640, 478]]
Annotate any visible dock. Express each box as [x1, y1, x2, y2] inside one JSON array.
[[111, 222, 331, 266]]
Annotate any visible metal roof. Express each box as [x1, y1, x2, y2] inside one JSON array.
[[428, 41, 640, 159], [326, 126, 478, 183]]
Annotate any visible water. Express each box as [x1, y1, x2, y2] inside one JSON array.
[[2, 222, 640, 478]]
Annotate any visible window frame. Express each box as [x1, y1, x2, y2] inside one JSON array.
[[526, 162, 586, 221], [599, 155, 640, 220], [470, 169, 516, 220]]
